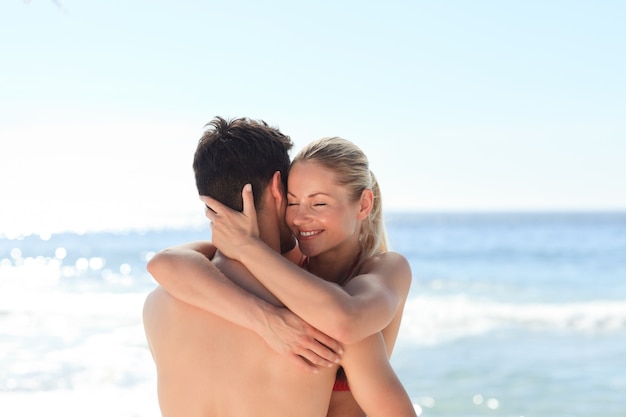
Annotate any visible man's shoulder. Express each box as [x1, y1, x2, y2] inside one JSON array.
[[143, 286, 178, 317]]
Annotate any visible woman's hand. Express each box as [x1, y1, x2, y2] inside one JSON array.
[[261, 306, 343, 373], [201, 184, 260, 261]]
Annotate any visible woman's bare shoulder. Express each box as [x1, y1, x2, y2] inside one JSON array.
[[360, 251, 412, 283], [364, 251, 410, 268]]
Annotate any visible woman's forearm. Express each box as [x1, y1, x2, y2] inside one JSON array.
[[341, 333, 418, 417], [236, 239, 365, 342]]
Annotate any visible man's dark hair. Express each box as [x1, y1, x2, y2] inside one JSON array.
[[193, 116, 293, 211]]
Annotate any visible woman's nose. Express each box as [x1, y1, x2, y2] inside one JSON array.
[[291, 205, 310, 225]]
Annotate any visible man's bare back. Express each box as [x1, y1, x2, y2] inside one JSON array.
[[143, 252, 337, 417]]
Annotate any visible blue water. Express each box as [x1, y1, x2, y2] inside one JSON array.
[[1, 212, 625, 416]]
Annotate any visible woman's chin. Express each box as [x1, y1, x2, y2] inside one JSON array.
[[296, 241, 319, 258]]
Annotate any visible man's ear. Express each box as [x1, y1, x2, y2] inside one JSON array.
[[357, 188, 374, 220], [269, 171, 285, 211]]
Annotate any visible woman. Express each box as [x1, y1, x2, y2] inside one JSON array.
[[200, 137, 416, 417]]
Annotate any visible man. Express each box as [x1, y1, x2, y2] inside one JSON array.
[[143, 117, 341, 417]]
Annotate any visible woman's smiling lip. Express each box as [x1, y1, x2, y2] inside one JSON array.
[[298, 230, 322, 239]]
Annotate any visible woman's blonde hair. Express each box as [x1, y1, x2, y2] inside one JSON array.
[[292, 137, 388, 274]]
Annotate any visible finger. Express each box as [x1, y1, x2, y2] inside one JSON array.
[[292, 346, 336, 369], [204, 203, 216, 214], [200, 195, 227, 215], [288, 353, 319, 373], [204, 203, 217, 221], [199, 195, 217, 221], [305, 342, 341, 366], [241, 184, 257, 218], [309, 330, 344, 357]]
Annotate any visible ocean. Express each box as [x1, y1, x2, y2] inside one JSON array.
[[1, 212, 625, 417]]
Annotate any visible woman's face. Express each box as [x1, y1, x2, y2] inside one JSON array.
[[286, 161, 363, 257]]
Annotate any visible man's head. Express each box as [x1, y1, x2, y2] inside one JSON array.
[[193, 116, 293, 212]]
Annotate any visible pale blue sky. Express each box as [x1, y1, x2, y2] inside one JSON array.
[[1, 0, 625, 234]]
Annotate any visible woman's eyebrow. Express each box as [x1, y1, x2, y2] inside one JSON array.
[[288, 191, 332, 198]]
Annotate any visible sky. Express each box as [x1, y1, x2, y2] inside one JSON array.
[[1, 0, 625, 235]]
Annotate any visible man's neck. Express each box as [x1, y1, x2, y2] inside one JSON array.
[[256, 212, 281, 254]]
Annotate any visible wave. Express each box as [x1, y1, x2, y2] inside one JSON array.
[[399, 295, 626, 346]]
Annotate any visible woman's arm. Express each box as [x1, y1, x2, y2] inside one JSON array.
[[340, 333, 418, 417], [230, 241, 411, 345], [203, 190, 412, 344], [147, 241, 342, 371]]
